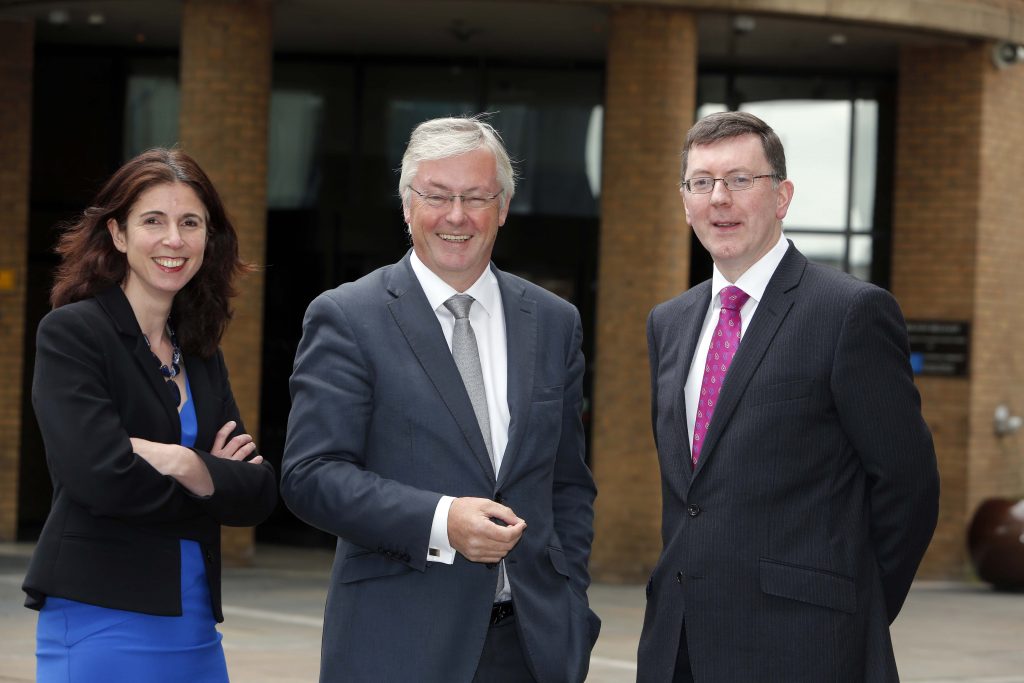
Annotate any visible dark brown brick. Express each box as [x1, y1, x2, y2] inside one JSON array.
[[0, 19, 34, 541]]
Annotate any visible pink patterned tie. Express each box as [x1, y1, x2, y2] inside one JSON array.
[[691, 286, 750, 467]]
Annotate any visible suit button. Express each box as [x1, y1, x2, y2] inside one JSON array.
[[495, 491, 505, 504], [676, 571, 683, 584], [687, 504, 701, 517]]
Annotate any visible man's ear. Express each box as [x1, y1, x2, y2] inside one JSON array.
[[680, 186, 692, 225], [107, 218, 127, 253], [775, 179, 795, 221], [497, 195, 511, 228]]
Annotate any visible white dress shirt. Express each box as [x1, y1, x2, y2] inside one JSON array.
[[684, 233, 790, 446], [409, 253, 510, 596]]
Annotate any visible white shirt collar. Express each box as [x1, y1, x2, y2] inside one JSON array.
[[409, 250, 500, 319], [710, 232, 789, 306]]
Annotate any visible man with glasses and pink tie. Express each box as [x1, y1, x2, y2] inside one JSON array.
[[638, 111, 939, 683], [282, 116, 599, 683]]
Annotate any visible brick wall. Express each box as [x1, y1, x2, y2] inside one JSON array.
[[179, 0, 272, 565], [590, 6, 696, 583], [971, 48, 1024, 519], [0, 20, 34, 541], [892, 43, 1024, 579]]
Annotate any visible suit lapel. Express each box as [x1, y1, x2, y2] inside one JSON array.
[[95, 286, 181, 434], [495, 268, 535, 488], [692, 246, 806, 478], [386, 255, 496, 482], [667, 282, 711, 490]]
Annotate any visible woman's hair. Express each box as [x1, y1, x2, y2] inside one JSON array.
[[50, 147, 252, 357]]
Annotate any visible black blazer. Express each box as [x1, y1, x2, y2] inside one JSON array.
[[638, 245, 939, 682], [23, 286, 277, 621]]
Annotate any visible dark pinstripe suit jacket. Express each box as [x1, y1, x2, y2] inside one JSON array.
[[637, 243, 939, 682]]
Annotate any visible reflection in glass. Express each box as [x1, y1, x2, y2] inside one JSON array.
[[490, 106, 599, 217], [787, 233, 844, 271], [851, 100, 878, 231], [850, 234, 873, 281], [697, 102, 727, 121], [388, 99, 477, 175], [488, 68, 604, 217], [585, 106, 603, 199], [123, 75, 179, 159], [268, 91, 324, 210]]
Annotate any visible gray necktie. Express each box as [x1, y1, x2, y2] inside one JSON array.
[[443, 294, 494, 471], [443, 294, 508, 601]]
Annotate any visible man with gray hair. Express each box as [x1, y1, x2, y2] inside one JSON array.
[[282, 116, 600, 682]]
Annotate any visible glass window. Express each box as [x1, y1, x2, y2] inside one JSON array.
[[123, 60, 326, 212], [123, 68, 179, 159], [743, 100, 850, 231], [787, 233, 845, 271], [850, 234, 873, 282], [585, 105, 603, 199], [486, 104, 598, 216], [388, 99, 478, 172], [268, 90, 325, 209], [370, 64, 479, 204], [696, 102, 727, 120], [850, 99, 878, 231], [486, 68, 604, 217]]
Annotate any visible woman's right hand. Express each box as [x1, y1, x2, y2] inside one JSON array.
[[212, 420, 263, 464]]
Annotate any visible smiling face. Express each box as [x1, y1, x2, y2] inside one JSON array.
[[682, 134, 794, 282], [403, 147, 509, 292], [108, 182, 208, 309]]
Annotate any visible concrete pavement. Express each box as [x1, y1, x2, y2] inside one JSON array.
[[2, 542, 1022, 682]]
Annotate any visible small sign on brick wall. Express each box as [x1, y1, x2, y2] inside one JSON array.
[[907, 320, 970, 377]]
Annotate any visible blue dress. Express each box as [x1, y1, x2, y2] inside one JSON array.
[[36, 378, 230, 682]]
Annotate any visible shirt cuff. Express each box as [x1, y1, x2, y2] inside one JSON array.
[[427, 495, 456, 564]]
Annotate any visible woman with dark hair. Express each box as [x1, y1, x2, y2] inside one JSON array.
[[22, 148, 278, 682]]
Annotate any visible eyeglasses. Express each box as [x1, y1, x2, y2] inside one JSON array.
[[682, 174, 780, 194], [408, 187, 501, 210]]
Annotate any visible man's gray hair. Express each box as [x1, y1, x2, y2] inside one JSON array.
[[399, 116, 516, 211]]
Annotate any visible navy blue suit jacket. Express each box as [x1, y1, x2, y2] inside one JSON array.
[[281, 254, 599, 683]]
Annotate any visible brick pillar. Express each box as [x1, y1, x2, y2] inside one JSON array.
[[590, 7, 696, 582], [972, 47, 1024, 514], [892, 43, 1024, 579], [179, 0, 272, 565], [0, 20, 34, 541]]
